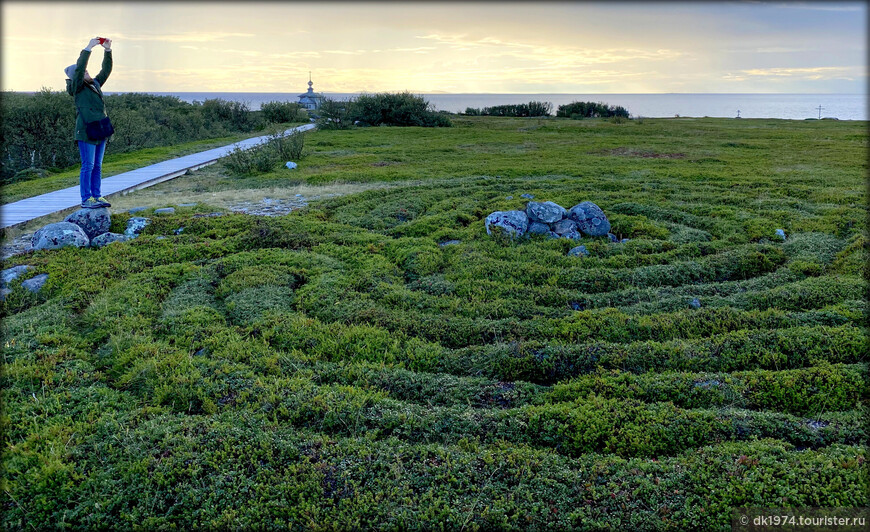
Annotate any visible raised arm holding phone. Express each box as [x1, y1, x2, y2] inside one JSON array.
[[64, 36, 114, 209]]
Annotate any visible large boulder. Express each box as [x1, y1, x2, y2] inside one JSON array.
[[568, 201, 610, 237], [91, 232, 129, 248], [526, 201, 567, 224], [124, 217, 151, 238], [31, 222, 89, 251], [64, 208, 111, 240], [485, 210, 529, 238]]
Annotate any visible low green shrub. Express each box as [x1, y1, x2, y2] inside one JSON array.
[[557, 101, 629, 118], [431, 325, 866, 383], [545, 364, 867, 414], [465, 101, 553, 117], [220, 129, 305, 175], [261, 100, 304, 123], [269, 128, 305, 161], [349, 92, 451, 127]]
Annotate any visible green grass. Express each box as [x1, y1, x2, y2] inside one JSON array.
[[2, 117, 867, 530]]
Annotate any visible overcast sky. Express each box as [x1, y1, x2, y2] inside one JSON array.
[[2, 1, 866, 93]]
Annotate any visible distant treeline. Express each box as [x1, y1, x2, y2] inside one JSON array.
[[317, 91, 451, 129], [0, 89, 308, 183], [464, 101, 553, 117], [462, 100, 630, 119]]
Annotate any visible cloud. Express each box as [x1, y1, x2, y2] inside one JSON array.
[[269, 51, 322, 59], [740, 66, 863, 79], [415, 33, 684, 68], [743, 1, 865, 12], [323, 50, 365, 55], [111, 31, 255, 43]]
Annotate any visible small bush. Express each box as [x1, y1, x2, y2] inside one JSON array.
[[350, 92, 451, 127], [316, 97, 355, 130], [252, 144, 277, 173], [261, 101, 303, 124], [468, 101, 553, 117], [221, 145, 256, 175], [269, 128, 305, 161], [557, 101, 629, 118], [201, 98, 257, 131]]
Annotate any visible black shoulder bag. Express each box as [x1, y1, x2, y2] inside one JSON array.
[[85, 116, 115, 141]]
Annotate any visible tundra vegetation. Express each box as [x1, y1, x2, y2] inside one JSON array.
[[1, 115, 867, 530]]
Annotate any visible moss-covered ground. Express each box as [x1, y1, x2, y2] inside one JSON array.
[[2, 117, 867, 530]]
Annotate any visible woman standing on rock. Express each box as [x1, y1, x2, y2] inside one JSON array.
[[65, 36, 113, 209]]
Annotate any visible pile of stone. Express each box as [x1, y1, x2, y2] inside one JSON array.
[[30, 208, 150, 252], [485, 200, 628, 256], [486, 200, 612, 240], [492, 200, 625, 237]]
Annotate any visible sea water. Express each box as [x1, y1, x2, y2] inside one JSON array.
[[104, 92, 867, 120]]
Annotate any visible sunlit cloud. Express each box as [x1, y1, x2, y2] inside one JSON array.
[[741, 1, 864, 11], [740, 66, 862, 79], [416, 33, 684, 67], [111, 31, 255, 43]]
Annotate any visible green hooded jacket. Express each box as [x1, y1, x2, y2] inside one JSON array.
[[66, 49, 112, 144]]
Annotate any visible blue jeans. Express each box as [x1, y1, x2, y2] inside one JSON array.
[[78, 139, 107, 202]]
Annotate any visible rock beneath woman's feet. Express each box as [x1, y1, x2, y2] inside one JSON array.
[[485, 210, 529, 237], [31, 222, 90, 250], [64, 208, 111, 239], [526, 201, 567, 224], [91, 232, 129, 248], [568, 201, 610, 237]]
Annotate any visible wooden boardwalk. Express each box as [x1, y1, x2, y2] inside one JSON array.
[[1, 123, 316, 229]]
